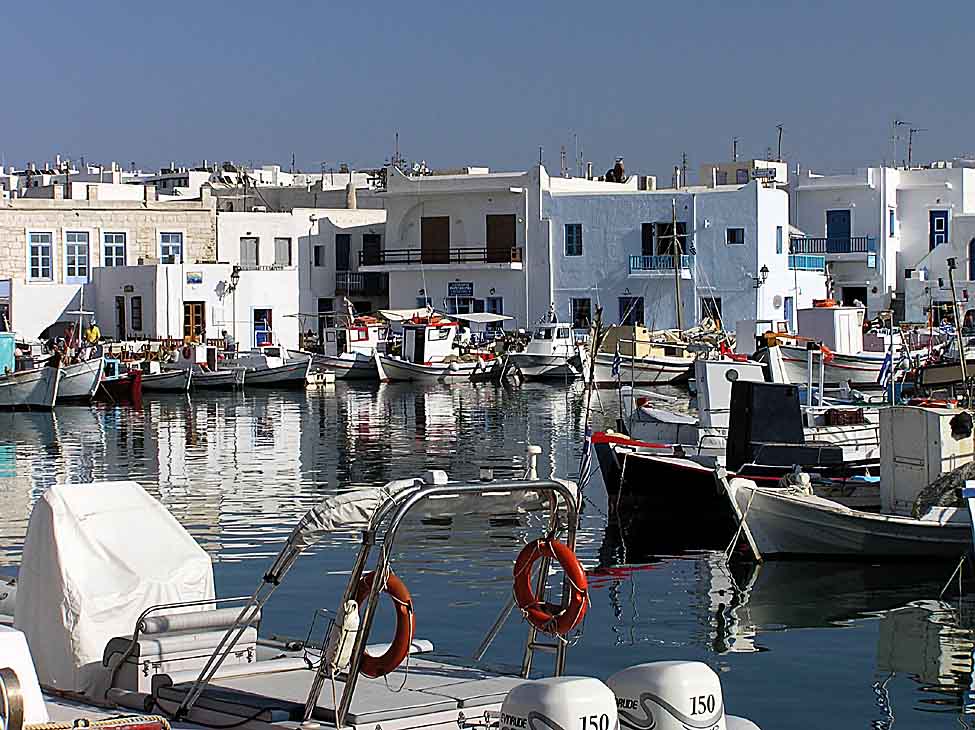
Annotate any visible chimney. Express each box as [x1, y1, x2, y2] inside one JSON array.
[[585, 162, 593, 180], [673, 166, 682, 189], [711, 167, 718, 187], [86, 184, 98, 201], [345, 174, 357, 210], [144, 185, 157, 202]]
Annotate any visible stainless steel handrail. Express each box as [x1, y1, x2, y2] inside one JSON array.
[[325, 479, 578, 727], [0, 667, 24, 730]]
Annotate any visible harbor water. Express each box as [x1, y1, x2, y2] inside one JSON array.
[[1, 382, 973, 728]]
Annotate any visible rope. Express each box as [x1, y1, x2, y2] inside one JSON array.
[[940, 553, 967, 599], [724, 485, 757, 559], [27, 717, 172, 730]]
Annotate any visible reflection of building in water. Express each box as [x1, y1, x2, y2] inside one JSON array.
[[877, 600, 974, 689]]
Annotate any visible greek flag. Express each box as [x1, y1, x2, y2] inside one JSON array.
[[577, 425, 594, 496], [940, 322, 955, 336], [877, 351, 893, 390], [611, 346, 622, 378]]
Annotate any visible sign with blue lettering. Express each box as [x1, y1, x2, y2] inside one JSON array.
[[448, 281, 474, 298]]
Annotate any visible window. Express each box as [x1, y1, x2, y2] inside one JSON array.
[[314, 245, 324, 267], [240, 237, 259, 268], [103, 232, 126, 267], [335, 233, 351, 271], [736, 169, 749, 184], [564, 224, 583, 256], [556, 327, 571, 339], [28, 232, 53, 281], [654, 222, 687, 255], [618, 296, 644, 326], [317, 297, 334, 332], [131, 296, 143, 331], [726, 228, 745, 245], [273, 237, 292, 267], [776, 226, 783, 254], [362, 233, 382, 266], [65, 231, 90, 282], [160, 232, 183, 263], [641, 224, 654, 257], [889, 208, 896, 237], [428, 327, 451, 341], [486, 297, 504, 315], [571, 298, 592, 329], [716, 171, 729, 185]]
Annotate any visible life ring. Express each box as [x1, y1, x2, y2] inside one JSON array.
[[513, 538, 588, 635], [181, 345, 193, 360], [354, 570, 414, 678]]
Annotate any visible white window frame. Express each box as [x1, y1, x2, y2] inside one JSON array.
[[102, 229, 129, 267], [63, 229, 93, 284], [157, 229, 186, 264], [26, 230, 55, 282]]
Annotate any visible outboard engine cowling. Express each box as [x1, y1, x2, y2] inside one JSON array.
[[501, 677, 618, 730], [607, 661, 726, 730]]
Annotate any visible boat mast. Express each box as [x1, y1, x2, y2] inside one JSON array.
[[946, 257, 970, 403], [670, 198, 684, 331]]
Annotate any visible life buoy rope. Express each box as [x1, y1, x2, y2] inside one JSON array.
[[513, 538, 588, 636], [354, 570, 415, 678]]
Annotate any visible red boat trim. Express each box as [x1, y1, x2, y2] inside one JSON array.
[[591, 431, 668, 449]]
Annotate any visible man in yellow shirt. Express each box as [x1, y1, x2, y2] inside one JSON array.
[[86, 321, 101, 344]]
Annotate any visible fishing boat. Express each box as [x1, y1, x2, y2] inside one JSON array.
[[718, 404, 975, 559], [229, 346, 312, 388], [137, 362, 193, 393], [376, 314, 501, 383], [2, 469, 759, 730], [312, 314, 389, 379], [192, 367, 245, 389], [0, 333, 61, 410], [509, 320, 586, 381], [95, 358, 142, 403], [591, 325, 696, 386], [55, 357, 103, 403]]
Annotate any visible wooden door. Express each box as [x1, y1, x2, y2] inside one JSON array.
[[115, 296, 126, 340], [486, 214, 516, 263], [183, 301, 205, 342], [421, 217, 450, 264]]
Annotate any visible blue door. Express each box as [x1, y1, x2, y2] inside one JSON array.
[[254, 309, 272, 346], [826, 210, 851, 253], [784, 296, 794, 330], [930, 210, 949, 250]]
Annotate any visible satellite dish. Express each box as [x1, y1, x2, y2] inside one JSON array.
[[773, 295, 783, 308]]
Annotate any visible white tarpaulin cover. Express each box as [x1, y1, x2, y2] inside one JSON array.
[[14, 481, 214, 698], [452, 312, 514, 324], [290, 479, 418, 551]]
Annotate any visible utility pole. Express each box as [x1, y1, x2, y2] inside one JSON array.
[[776, 124, 784, 161], [681, 152, 688, 188], [671, 198, 684, 330], [893, 119, 911, 167], [733, 137, 739, 162]]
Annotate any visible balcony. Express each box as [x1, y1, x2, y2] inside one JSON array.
[[358, 245, 524, 271], [788, 254, 826, 272], [628, 254, 694, 278], [335, 271, 389, 296], [788, 236, 876, 256]]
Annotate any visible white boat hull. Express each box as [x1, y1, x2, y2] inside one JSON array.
[[508, 353, 581, 380], [726, 479, 970, 558], [592, 352, 693, 386], [778, 345, 886, 387], [376, 354, 498, 383], [142, 368, 193, 392], [193, 368, 245, 390], [0, 366, 61, 410], [313, 352, 378, 379], [244, 360, 311, 387], [56, 358, 103, 402]]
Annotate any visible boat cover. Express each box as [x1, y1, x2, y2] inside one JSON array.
[[14, 481, 214, 698]]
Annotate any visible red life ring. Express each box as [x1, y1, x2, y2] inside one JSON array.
[[354, 570, 415, 678], [908, 398, 955, 408], [513, 538, 588, 636]]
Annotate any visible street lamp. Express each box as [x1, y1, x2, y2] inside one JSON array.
[[227, 265, 241, 345], [228, 265, 241, 294], [753, 265, 770, 288]]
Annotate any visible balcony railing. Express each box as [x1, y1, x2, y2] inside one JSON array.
[[359, 246, 523, 266], [788, 254, 826, 271], [628, 254, 694, 273], [788, 236, 876, 255], [335, 271, 389, 296]]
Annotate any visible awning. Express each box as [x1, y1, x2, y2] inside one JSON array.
[[453, 312, 514, 324]]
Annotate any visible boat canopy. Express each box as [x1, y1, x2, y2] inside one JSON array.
[[453, 312, 514, 324], [379, 308, 433, 322]]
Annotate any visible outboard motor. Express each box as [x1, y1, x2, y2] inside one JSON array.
[[607, 661, 760, 730], [501, 677, 618, 730]]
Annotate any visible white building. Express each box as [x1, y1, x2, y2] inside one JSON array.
[[791, 159, 975, 319], [364, 163, 824, 332]]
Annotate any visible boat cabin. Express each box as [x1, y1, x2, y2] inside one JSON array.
[[528, 323, 575, 356], [601, 325, 689, 359], [796, 304, 864, 355], [401, 316, 458, 364], [323, 317, 387, 358]]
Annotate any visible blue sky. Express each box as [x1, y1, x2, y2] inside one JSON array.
[[5, 1, 973, 182]]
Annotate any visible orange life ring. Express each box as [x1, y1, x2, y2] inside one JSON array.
[[354, 570, 415, 678], [908, 398, 955, 408], [182, 345, 193, 360], [513, 538, 588, 636]]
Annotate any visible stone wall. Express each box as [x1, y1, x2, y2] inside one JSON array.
[[0, 197, 217, 283]]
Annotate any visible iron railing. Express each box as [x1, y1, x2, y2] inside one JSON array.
[[628, 254, 694, 273], [359, 246, 523, 266], [788, 254, 826, 271], [788, 236, 876, 255], [334, 271, 389, 295]]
